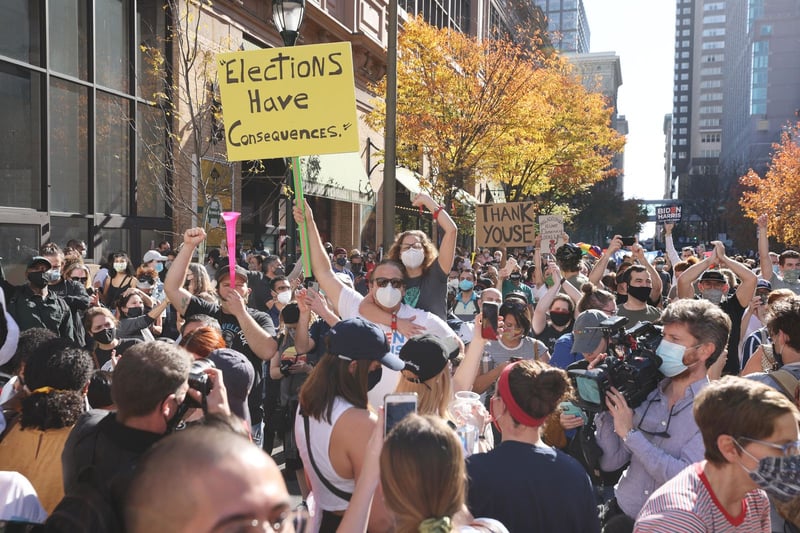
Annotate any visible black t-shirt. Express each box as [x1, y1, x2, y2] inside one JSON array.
[[720, 295, 746, 375], [539, 322, 573, 353], [94, 338, 142, 368], [184, 295, 276, 424]]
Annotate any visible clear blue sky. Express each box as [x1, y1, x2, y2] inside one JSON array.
[[583, 0, 676, 202]]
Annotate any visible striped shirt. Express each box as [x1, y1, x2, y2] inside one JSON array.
[[634, 462, 770, 533]]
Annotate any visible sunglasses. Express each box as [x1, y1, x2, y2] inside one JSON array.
[[71, 276, 88, 283], [373, 277, 404, 289]]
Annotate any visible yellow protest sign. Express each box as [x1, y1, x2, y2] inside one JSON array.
[[217, 42, 359, 161]]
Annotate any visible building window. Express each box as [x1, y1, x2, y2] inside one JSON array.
[[700, 92, 723, 101], [750, 40, 769, 115], [702, 41, 725, 50], [0, 64, 42, 210], [703, 15, 726, 24], [50, 79, 90, 214], [703, 2, 725, 11]]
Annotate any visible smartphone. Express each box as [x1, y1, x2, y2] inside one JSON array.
[[559, 401, 588, 425], [305, 279, 319, 293], [384, 393, 418, 435], [481, 302, 499, 340], [760, 293, 769, 305], [620, 237, 636, 246]]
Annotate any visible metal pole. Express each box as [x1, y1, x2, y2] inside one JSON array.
[[382, 0, 398, 249], [285, 163, 295, 264]]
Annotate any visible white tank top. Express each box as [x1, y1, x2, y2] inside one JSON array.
[[295, 397, 357, 512]]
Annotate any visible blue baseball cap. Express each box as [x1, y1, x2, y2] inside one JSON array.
[[326, 317, 404, 371]]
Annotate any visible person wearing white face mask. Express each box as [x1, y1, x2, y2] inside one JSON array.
[[677, 240, 757, 376], [362, 191, 457, 324], [594, 299, 732, 531], [266, 275, 293, 328], [293, 201, 461, 408], [102, 251, 138, 308]]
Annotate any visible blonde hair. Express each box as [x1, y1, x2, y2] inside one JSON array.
[[380, 414, 464, 533], [395, 370, 451, 418]]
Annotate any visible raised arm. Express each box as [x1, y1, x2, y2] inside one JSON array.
[[293, 287, 316, 356], [631, 244, 663, 303], [532, 262, 563, 334], [676, 250, 716, 300], [663, 223, 681, 267], [165, 228, 205, 316], [452, 316, 488, 394], [413, 192, 457, 275], [293, 201, 343, 309], [756, 214, 772, 281], [589, 235, 622, 287], [714, 240, 757, 308]]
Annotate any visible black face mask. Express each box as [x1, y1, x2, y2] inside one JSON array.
[[273, 267, 285, 277], [92, 327, 116, 345], [549, 311, 572, 327], [367, 367, 383, 391], [27, 271, 48, 289], [335, 257, 347, 267], [126, 307, 144, 318], [351, 263, 363, 274], [627, 285, 651, 303]]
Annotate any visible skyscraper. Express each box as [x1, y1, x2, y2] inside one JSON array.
[[534, 0, 591, 53]]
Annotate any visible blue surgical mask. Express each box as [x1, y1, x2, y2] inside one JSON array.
[[655, 339, 688, 377], [459, 279, 474, 291], [155, 262, 164, 273]]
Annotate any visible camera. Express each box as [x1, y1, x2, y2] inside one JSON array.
[[569, 317, 663, 412], [185, 359, 215, 408]]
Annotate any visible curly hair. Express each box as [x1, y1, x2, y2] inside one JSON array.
[[387, 230, 438, 273], [21, 338, 93, 430]]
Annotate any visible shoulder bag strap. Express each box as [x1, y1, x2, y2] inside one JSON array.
[[302, 414, 352, 501], [771, 370, 800, 404]]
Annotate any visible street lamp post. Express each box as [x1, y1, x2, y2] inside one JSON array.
[[272, 0, 305, 265]]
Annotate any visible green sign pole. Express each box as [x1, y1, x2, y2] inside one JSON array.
[[292, 157, 312, 277]]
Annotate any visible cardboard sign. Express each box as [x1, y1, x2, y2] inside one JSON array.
[[217, 42, 359, 161], [538, 215, 565, 255], [475, 202, 536, 247], [656, 204, 682, 223]]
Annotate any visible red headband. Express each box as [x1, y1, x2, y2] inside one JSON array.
[[497, 362, 546, 428]]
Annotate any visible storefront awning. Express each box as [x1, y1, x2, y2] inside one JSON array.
[[299, 152, 374, 206], [395, 166, 422, 196], [395, 167, 477, 207]]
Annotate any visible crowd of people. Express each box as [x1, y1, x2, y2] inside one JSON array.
[[1, 197, 800, 532]]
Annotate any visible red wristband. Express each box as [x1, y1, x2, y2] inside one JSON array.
[[391, 312, 398, 331], [433, 205, 445, 221]]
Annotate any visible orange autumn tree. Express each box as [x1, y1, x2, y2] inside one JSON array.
[[366, 16, 624, 218], [490, 57, 625, 209], [366, 16, 542, 198], [739, 123, 800, 247]]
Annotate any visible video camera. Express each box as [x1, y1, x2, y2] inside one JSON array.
[[568, 316, 663, 412]]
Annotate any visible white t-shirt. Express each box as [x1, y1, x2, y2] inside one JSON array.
[[337, 286, 457, 407]]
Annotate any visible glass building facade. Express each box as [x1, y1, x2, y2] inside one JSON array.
[[0, 0, 169, 279]]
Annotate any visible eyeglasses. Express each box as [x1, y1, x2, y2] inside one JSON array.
[[400, 242, 423, 251], [736, 437, 800, 457], [373, 277, 404, 289], [636, 396, 691, 439], [71, 276, 88, 283]]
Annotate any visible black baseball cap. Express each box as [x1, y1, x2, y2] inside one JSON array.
[[326, 318, 404, 371], [699, 270, 726, 283], [399, 334, 449, 383]]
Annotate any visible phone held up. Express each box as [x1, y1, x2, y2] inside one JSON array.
[[481, 302, 499, 341], [620, 236, 636, 247], [384, 393, 418, 436]]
